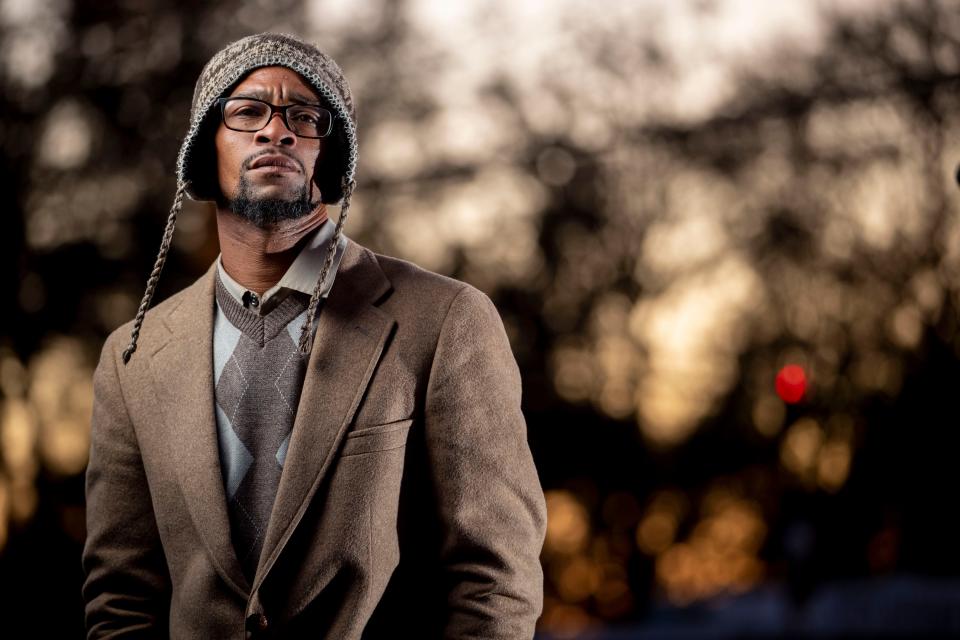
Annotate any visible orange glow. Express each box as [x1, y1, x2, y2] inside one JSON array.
[[0, 339, 95, 540], [753, 393, 786, 437], [1, 399, 38, 478], [780, 418, 824, 483], [817, 439, 853, 492], [636, 490, 687, 556], [637, 511, 678, 556], [544, 490, 591, 555], [556, 555, 602, 603], [550, 341, 595, 404], [656, 543, 699, 603], [8, 477, 37, 525], [654, 489, 766, 604], [27, 338, 93, 477], [538, 598, 593, 639], [631, 253, 763, 447], [595, 572, 633, 618]]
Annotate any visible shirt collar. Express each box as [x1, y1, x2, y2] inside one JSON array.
[[215, 218, 344, 315]]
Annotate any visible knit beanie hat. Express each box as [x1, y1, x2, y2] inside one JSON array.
[[122, 33, 359, 364]]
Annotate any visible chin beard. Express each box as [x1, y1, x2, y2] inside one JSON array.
[[227, 173, 314, 228]]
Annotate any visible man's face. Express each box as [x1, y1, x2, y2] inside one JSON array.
[[214, 66, 326, 226]]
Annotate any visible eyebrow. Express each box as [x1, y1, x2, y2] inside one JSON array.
[[232, 89, 321, 105]]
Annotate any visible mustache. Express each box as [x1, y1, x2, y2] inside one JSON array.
[[242, 150, 305, 173]]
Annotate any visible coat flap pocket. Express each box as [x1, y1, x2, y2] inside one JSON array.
[[341, 418, 413, 456]]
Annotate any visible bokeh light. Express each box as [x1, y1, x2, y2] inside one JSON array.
[[776, 364, 808, 404]]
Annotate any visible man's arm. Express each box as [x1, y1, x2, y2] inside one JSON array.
[[82, 334, 171, 638], [424, 284, 547, 639]]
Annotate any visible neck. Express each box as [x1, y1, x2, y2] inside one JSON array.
[[216, 204, 329, 295]]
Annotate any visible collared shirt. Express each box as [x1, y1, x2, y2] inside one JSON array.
[[216, 218, 347, 316]]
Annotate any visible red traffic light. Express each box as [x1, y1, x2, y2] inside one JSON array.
[[776, 364, 807, 404]]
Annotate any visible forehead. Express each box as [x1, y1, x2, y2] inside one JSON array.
[[227, 66, 319, 102]]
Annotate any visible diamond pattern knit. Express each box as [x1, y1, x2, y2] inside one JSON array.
[[213, 272, 311, 582]]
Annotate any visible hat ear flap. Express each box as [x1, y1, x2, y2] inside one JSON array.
[[314, 122, 349, 204], [183, 111, 222, 202]]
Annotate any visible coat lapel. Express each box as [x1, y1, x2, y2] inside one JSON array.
[[253, 238, 395, 591], [148, 263, 250, 597]]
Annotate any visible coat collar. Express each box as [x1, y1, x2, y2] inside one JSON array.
[[147, 237, 395, 596]]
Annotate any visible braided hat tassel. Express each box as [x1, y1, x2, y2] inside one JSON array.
[[122, 181, 188, 364], [297, 176, 356, 355]]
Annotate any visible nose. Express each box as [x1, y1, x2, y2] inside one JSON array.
[[255, 111, 296, 146]]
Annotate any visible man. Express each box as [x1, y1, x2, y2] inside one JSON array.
[[81, 33, 546, 639]]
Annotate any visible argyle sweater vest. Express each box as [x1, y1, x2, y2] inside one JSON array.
[[212, 272, 314, 582]]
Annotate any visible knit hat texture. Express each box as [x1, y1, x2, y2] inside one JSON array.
[[122, 33, 359, 363]]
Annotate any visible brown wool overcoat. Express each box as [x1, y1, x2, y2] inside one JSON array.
[[82, 238, 547, 639]]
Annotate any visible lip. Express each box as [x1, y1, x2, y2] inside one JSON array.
[[248, 154, 300, 172]]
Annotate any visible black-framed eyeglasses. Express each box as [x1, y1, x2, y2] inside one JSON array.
[[217, 97, 334, 138]]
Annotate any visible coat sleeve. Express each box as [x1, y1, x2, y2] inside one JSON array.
[[424, 284, 547, 639], [81, 334, 171, 638]]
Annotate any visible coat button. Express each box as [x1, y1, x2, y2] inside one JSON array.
[[246, 613, 269, 633]]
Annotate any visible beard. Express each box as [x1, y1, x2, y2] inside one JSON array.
[[226, 173, 315, 228]]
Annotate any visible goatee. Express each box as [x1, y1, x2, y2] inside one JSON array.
[[227, 173, 314, 228]]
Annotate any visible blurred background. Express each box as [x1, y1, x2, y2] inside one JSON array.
[[3, 0, 960, 636]]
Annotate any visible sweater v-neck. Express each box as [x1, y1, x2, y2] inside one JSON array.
[[214, 271, 309, 347]]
